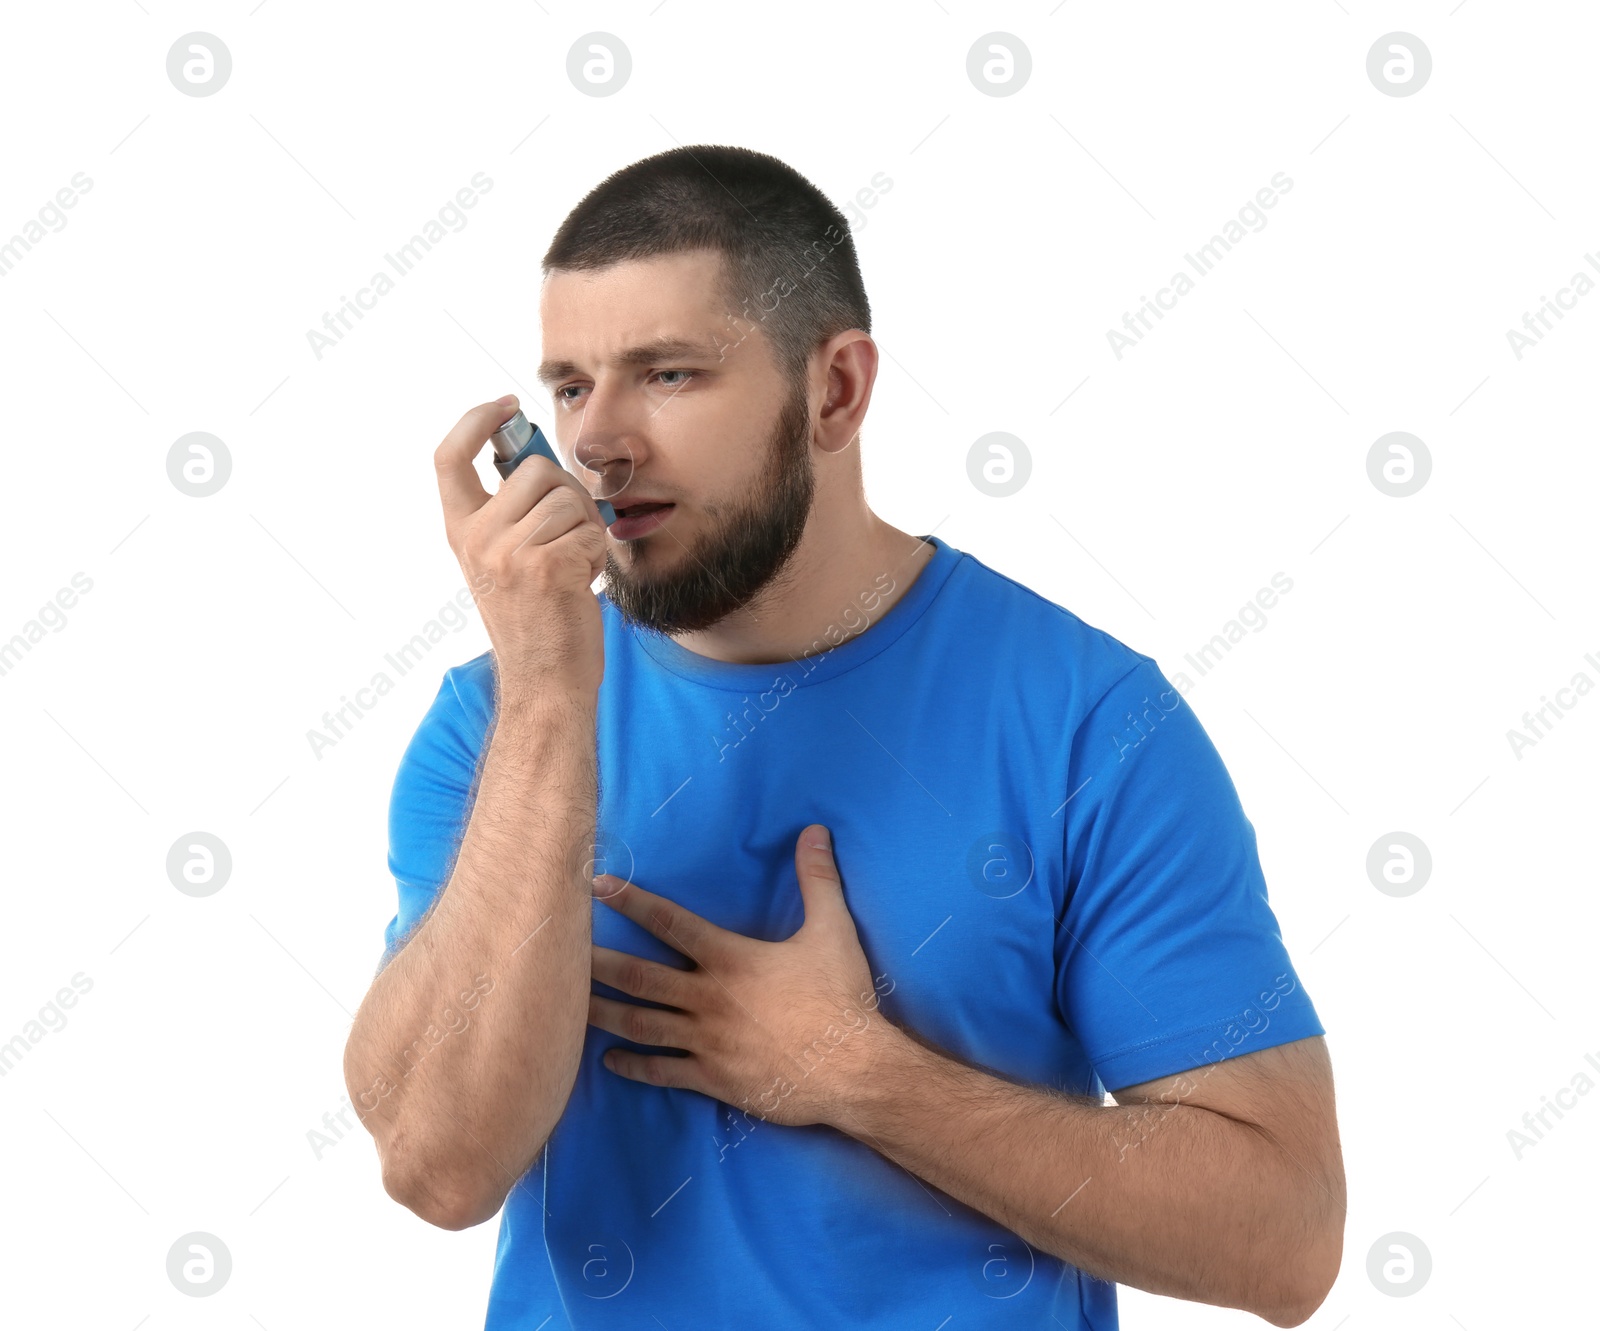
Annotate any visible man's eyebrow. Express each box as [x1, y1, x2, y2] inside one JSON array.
[[537, 336, 724, 386]]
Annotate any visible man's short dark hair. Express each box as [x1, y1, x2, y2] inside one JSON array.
[[543, 145, 872, 389]]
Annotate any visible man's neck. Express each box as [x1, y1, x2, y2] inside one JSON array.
[[668, 512, 938, 667]]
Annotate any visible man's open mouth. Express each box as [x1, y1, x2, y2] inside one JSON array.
[[608, 501, 677, 537]]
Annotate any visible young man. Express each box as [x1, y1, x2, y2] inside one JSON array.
[[343, 145, 1344, 1330]]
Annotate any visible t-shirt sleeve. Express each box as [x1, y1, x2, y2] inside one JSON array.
[[1055, 656, 1324, 1093], [378, 666, 491, 970]]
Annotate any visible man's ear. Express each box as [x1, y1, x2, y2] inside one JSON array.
[[815, 332, 876, 453]]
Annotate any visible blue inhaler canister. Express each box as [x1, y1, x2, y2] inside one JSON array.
[[489, 409, 616, 526]]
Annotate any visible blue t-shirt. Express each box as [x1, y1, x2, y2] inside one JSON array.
[[380, 532, 1324, 1329]]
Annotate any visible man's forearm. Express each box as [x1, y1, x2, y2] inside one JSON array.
[[828, 1024, 1335, 1326], [343, 694, 597, 1228]]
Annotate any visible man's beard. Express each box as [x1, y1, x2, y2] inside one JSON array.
[[601, 377, 816, 636]]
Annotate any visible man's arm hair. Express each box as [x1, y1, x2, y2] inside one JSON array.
[[833, 1031, 1343, 1326], [342, 694, 597, 1230]]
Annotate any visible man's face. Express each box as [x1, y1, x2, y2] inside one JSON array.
[[538, 249, 816, 635]]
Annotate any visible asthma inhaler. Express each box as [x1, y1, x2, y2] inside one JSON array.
[[489, 409, 616, 526]]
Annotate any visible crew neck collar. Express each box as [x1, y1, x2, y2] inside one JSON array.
[[607, 534, 961, 692]]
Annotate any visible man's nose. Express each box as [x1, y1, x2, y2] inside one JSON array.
[[566, 390, 644, 496]]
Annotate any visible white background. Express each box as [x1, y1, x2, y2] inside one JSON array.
[[1, 2, 1594, 1327]]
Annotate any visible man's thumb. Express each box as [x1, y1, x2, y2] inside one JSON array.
[[795, 824, 846, 923]]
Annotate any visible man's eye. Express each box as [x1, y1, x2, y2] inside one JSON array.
[[556, 371, 691, 401]]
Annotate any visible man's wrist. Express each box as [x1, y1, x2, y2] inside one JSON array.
[[825, 1014, 928, 1138], [493, 692, 598, 741], [497, 687, 596, 715]]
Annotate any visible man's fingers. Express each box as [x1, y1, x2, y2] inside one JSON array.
[[591, 944, 694, 1005], [505, 456, 601, 546], [593, 875, 726, 964], [434, 397, 519, 539]]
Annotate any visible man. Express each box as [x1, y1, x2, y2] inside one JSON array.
[[343, 144, 1345, 1329]]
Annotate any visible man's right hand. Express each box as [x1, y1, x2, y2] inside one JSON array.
[[435, 395, 609, 706]]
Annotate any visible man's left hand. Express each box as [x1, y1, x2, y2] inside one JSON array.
[[587, 823, 895, 1129]]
